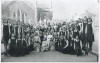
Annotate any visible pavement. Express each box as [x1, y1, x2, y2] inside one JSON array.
[[1, 35, 98, 62], [1, 50, 98, 62]]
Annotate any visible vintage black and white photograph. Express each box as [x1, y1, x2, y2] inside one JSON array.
[[1, 0, 99, 62]]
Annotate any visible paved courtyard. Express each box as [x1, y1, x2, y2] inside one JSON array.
[[1, 50, 98, 62]]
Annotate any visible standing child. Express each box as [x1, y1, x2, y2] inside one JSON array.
[[75, 36, 82, 56]]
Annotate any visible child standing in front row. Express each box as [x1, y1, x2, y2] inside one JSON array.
[[75, 36, 83, 56]]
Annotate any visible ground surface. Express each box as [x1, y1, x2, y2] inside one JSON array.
[[1, 49, 97, 62]]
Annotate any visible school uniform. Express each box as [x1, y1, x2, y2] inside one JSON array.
[[22, 39, 28, 55], [8, 34, 17, 56], [75, 39, 82, 56], [39, 32, 44, 52], [16, 38, 23, 56], [34, 36, 41, 52], [15, 25, 18, 39], [59, 35, 66, 52], [80, 22, 87, 50], [87, 23, 94, 51], [3, 24, 10, 46], [55, 37, 60, 51]]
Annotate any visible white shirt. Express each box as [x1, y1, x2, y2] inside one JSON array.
[[47, 35, 53, 42], [34, 36, 40, 42]]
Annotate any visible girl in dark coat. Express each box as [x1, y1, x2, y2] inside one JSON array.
[[55, 35, 61, 51], [87, 18, 94, 51], [8, 33, 17, 56], [75, 36, 82, 56], [16, 38, 23, 56], [3, 23, 10, 55], [16, 26, 23, 56]]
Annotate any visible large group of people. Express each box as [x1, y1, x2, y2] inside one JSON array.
[[2, 16, 94, 57]]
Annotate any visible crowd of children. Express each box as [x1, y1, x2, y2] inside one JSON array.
[[2, 16, 94, 56]]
